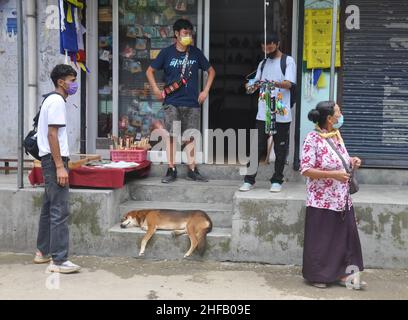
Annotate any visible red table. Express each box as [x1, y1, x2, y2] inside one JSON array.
[[28, 160, 151, 189]]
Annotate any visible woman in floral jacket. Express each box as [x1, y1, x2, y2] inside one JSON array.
[[301, 101, 365, 290]]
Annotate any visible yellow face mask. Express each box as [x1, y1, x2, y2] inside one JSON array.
[[180, 36, 193, 47]]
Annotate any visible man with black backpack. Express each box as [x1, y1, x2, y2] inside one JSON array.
[[33, 64, 81, 274], [240, 33, 297, 193]]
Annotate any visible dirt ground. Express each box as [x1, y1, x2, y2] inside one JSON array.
[[1, 252, 408, 300]]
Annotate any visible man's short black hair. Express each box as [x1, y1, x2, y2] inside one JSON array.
[[173, 19, 193, 33], [50, 64, 77, 87], [258, 33, 280, 45]]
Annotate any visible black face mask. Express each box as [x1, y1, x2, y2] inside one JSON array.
[[266, 51, 278, 59]]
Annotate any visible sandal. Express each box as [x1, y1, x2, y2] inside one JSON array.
[[338, 274, 367, 290], [311, 283, 328, 289]]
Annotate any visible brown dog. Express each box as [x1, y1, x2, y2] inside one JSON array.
[[120, 209, 212, 258]]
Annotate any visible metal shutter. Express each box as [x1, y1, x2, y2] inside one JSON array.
[[342, 0, 408, 168]]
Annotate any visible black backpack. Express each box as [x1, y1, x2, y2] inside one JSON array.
[[260, 54, 297, 108], [23, 92, 64, 160]]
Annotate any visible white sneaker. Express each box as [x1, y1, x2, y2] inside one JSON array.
[[47, 260, 81, 274], [239, 182, 254, 192], [270, 183, 282, 193]]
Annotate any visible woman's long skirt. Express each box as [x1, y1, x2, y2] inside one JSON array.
[[302, 206, 364, 284]]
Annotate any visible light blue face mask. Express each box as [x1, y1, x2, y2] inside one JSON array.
[[333, 115, 344, 129]]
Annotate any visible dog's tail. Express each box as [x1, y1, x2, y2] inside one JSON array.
[[196, 213, 213, 256]]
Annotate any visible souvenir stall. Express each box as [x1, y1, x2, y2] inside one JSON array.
[[29, 0, 152, 189], [28, 154, 151, 189]]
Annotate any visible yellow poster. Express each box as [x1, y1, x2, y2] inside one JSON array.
[[304, 8, 341, 69]]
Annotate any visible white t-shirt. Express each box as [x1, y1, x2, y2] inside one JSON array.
[[37, 94, 70, 157], [255, 55, 297, 123]]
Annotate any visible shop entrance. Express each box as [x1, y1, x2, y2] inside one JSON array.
[[208, 0, 293, 162]]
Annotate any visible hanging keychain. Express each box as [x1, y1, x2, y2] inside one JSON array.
[[261, 81, 277, 135], [276, 91, 288, 116]]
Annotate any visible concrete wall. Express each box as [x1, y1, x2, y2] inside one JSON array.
[[0, 184, 230, 261], [0, 1, 19, 158], [232, 195, 305, 265], [0, 0, 81, 159], [37, 0, 81, 154], [232, 188, 408, 269], [0, 186, 129, 256], [1, 182, 407, 268]]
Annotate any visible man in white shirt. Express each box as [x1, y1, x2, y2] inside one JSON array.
[[240, 34, 297, 193], [34, 64, 81, 274]]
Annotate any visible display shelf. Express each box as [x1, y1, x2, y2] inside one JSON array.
[[115, 1, 199, 138]]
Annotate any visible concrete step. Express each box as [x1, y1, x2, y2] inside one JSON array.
[[148, 163, 304, 182], [128, 178, 243, 204], [232, 183, 408, 268], [108, 224, 232, 261], [119, 200, 233, 228], [233, 183, 408, 205], [148, 164, 408, 186]]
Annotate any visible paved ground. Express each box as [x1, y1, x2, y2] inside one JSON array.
[[0, 253, 407, 300]]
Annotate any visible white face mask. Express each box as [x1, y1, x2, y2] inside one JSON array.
[[333, 115, 344, 129]]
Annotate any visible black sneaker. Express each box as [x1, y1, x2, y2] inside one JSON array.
[[187, 168, 209, 182], [162, 167, 177, 183]]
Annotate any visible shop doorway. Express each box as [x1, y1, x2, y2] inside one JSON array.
[[208, 0, 293, 162]]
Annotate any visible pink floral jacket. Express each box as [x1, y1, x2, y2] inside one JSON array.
[[300, 131, 353, 212]]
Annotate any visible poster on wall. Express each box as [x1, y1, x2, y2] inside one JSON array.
[[0, 7, 18, 85], [0, 7, 17, 41], [304, 8, 341, 69]]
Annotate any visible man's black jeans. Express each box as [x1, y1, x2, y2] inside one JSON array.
[[244, 120, 291, 185], [37, 154, 70, 264]]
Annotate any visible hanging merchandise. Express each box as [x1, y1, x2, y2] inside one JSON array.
[[317, 72, 327, 88], [259, 81, 277, 135], [275, 92, 287, 116], [313, 68, 322, 86], [59, 0, 89, 72], [245, 1, 281, 135], [304, 69, 316, 101], [245, 1, 288, 135]]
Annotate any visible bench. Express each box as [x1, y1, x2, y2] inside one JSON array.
[[0, 159, 34, 174]]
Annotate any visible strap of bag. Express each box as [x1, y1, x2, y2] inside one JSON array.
[[325, 137, 351, 174], [259, 58, 267, 80], [33, 92, 65, 128], [180, 50, 190, 80], [280, 54, 287, 76]]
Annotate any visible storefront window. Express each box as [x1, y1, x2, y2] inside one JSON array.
[[98, 0, 113, 138], [118, 0, 199, 141]]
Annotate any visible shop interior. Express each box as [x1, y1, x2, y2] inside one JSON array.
[[95, 0, 293, 162], [209, 0, 293, 160]]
